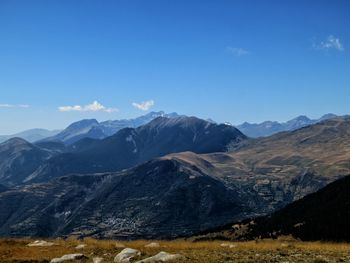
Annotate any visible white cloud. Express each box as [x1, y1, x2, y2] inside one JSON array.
[[0, 103, 30, 108], [58, 101, 118, 113], [226, 46, 250, 56], [314, 35, 345, 51], [132, 100, 155, 111]]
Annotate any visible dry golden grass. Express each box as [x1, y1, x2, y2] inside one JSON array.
[[1, 238, 350, 262]]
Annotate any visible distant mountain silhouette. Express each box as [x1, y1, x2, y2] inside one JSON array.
[[237, 113, 338, 137], [0, 129, 60, 143]]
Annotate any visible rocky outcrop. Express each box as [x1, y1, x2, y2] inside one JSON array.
[[114, 248, 141, 262]]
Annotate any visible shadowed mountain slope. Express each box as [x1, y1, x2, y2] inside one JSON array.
[[205, 175, 350, 242], [248, 174, 350, 241], [0, 158, 265, 239]]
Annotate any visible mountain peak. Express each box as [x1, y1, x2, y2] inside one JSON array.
[[320, 113, 337, 121], [289, 115, 311, 122], [66, 119, 99, 129]]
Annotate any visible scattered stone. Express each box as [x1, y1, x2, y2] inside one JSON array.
[[114, 248, 141, 262], [93, 257, 103, 263], [135, 251, 185, 263], [50, 253, 86, 263], [27, 240, 55, 247], [75, 244, 86, 249], [144, 242, 160, 248], [220, 243, 237, 248]]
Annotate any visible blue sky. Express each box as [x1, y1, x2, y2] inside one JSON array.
[[0, 0, 349, 134]]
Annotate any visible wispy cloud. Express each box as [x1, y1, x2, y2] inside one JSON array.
[[226, 46, 250, 56], [314, 35, 345, 52], [58, 101, 118, 113], [132, 100, 155, 111], [0, 103, 30, 108], [18, 104, 30, 108]]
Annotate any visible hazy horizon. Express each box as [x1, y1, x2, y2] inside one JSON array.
[[0, 110, 345, 135]]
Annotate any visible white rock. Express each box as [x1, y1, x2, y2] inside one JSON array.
[[220, 243, 237, 248], [27, 240, 55, 247], [93, 257, 103, 263], [144, 242, 160, 248], [50, 253, 85, 263], [75, 244, 86, 249], [135, 251, 184, 263], [114, 248, 141, 262]]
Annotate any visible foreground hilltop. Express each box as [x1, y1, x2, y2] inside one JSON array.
[[1, 239, 350, 263]]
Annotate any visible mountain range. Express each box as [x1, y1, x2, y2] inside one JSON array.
[[0, 116, 245, 186], [237, 113, 338, 137], [0, 112, 341, 145], [41, 111, 180, 145], [1, 116, 350, 239]]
